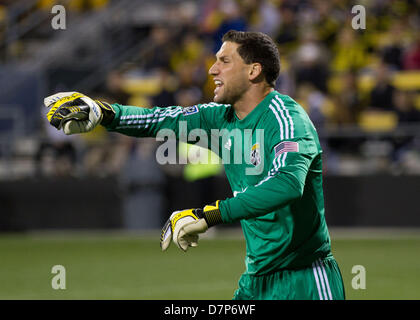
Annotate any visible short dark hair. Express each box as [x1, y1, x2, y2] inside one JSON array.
[[222, 30, 280, 87]]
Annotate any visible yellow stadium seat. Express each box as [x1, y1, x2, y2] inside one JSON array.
[[358, 110, 398, 132], [392, 71, 420, 90], [329, 71, 379, 95], [327, 75, 343, 94], [89, 0, 109, 10], [357, 74, 376, 93], [121, 76, 161, 95], [414, 94, 420, 111], [37, 0, 55, 10], [127, 94, 150, 108]]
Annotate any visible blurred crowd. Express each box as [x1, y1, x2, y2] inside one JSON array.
[[2, 0, 420, 181], [1, 0, 420, 228], [96, 0, 420, 126], [90, 0, 420, 177]]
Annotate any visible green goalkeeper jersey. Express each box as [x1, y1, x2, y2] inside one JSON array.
[[105, 90, 331, 275]]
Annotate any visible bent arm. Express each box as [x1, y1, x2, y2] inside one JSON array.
[[220, 170, 304, 223], [219, 140, 316, 223]]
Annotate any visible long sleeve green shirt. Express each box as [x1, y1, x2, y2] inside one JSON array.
[[105, 90, 332, 274]]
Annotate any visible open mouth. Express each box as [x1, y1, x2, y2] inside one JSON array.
[[214, 80, 223, 94]]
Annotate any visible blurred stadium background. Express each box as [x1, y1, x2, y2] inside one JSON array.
[[0, 0, 420, 299]]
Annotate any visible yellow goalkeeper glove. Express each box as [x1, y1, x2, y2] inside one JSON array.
[[44, 91, 115, 135], [160, 200, 223, 252]]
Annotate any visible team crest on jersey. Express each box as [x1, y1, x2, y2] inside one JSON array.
[[182, 105, 199, 116], [250, 143, 261, 166]]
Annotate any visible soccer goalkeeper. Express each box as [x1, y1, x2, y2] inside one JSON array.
[[44, 30, 345, 300]]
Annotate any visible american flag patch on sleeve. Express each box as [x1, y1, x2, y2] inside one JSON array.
[[274, 141, 299, 157]]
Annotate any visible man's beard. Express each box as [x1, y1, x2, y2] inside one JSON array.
[[215, 81, 248, 105]]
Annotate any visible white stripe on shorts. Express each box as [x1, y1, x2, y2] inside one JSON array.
[[312, 262, 324, 300], [316, 260, 329, 300], [318, 259, 333, 300]]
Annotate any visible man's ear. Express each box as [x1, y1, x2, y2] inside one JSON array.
[[249, 63, 263, 81]]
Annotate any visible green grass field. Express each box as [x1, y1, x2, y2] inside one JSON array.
[[0, 229, 419, 300]]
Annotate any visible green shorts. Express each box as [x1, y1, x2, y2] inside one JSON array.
[[233, 256, 345, 300]]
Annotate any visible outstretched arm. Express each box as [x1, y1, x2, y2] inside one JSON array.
[[104, 104, 203, 139], [44, 92, 230, 146]]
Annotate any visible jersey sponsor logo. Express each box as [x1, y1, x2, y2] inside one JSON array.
[[250, 143, 261, 166], [182, 105, 199, 116], [274, 141, 299, 157]]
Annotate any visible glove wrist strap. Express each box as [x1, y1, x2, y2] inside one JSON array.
[[95, 100, 116, 126], [194, 200, 223, 227]]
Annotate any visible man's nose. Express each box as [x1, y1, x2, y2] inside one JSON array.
[[208, 63, 218, 75]]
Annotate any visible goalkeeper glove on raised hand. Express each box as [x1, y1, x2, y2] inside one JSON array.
[[160, 200, 223, 252], [44, 91, 115, 135]]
